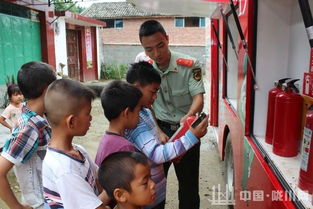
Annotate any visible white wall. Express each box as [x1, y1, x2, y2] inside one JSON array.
[[287, 0, 312, 82], [54, 18, 68, 76], [253, 0, 312, 137], [96, 27, 102, 79]]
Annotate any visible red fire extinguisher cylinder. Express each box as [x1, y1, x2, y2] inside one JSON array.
[[265, 78, 290, 144], [169, 116, 196, 142], [299, 106, 313, 193], [273, 80, 303, 157]]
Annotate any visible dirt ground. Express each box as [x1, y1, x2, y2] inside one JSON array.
[[0, 86, 227, 209]]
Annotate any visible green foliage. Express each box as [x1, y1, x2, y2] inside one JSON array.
[[54, 0, 84, 13], [5, 75, 15, 86], [100, 63, 128, 80]]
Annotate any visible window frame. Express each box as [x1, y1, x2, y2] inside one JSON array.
[[174, 17, 185, 27], [175, 17, 206, 28], [114, 19, 123, 29], [199, 17, 206, 28]]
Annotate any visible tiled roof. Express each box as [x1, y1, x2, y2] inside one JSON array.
[[81, 2, 173, 19]]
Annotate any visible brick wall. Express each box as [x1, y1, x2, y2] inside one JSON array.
[[99, 17, 207, 67], [101, 45, 205, 67], [99, 17, 206, 46]]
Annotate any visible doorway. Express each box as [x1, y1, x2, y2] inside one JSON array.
[[66, 29, 80, 80]]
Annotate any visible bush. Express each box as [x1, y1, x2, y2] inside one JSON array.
[[100, 62, 128, 80]]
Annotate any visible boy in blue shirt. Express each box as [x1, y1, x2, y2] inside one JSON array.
[[125, 62, 208, 209]]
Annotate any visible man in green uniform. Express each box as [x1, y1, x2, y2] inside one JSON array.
[[139, 20, 205, 209]]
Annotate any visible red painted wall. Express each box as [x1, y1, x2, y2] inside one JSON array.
[[215, 0, 298, 208], [81, 26, 98, 81], [40, 11, 56, 68], [210, 18, 219, 126]]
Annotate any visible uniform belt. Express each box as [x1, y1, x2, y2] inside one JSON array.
[[157, 120, 180, 131]]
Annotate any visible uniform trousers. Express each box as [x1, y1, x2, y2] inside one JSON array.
[[158, 120, 200, 209]]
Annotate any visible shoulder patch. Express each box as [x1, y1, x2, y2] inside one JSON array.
[[176, 58, 194, 67], [193, 68, 202, 81]]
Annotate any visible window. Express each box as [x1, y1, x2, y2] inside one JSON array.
[[175, 17, 205, 28], [0, 1, 39, 20], [226, 13, 239, 110], [185, 17, 199, 27], [114, 19, 123, 28], [101, 19, 123, 29], [199, 17, 206, 27], [175, 17, 184, 27]]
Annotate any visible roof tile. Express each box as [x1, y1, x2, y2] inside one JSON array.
[[81, 2, 172, 19]]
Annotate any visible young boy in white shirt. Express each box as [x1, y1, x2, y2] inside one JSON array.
[[43, 79, 109, 209]]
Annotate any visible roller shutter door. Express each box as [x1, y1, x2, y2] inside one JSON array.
[[0, 13, 41, 85]]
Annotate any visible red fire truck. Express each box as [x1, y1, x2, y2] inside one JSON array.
[[129, 0, 313, 208]]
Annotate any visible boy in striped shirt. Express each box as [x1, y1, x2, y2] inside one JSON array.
[[125, 62, 208, 209]]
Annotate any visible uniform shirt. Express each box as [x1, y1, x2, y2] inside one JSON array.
[[1, 105, 51, 208], [125, 108, 199, 209], [152, 50, 205, 124], [43, 145, 102, 209]]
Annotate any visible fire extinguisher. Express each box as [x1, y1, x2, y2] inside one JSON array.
[[169, 112, 207, 142], [272, 79, 303, 157], [265, 78, 290, 144], [169, 116, 196, 142], [298, 105, 313, 193]]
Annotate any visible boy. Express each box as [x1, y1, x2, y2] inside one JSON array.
[[95, 80, 142, 166], [125, 62, 208, 209], [98, 151, 156, 209], [0, 61, 56, 209], [43, 79, 109, 209]]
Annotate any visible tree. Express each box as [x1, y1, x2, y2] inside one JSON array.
[[54, 0, 85, 14]]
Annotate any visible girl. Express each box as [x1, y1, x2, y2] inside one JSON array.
[[0, 84, 23, 132]]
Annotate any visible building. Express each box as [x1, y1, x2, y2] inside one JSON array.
[[0, 0, 55, 106], [0, 1, 104, 106], [82, 2, 207, 66], [53, 11, 105, 81], [0, 0, 55, 86]]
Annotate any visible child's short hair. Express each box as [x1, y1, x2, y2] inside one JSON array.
[[7, 84, 22, 99], [101, 80, 142, 121], [126, 62, 161, 86], [17, 61, 56, 99], [98, 151, 149, 200], [44, 79, 95, 127]]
